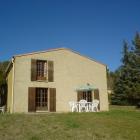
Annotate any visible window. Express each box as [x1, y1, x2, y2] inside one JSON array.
[[36, 88, 48, 110], [78, 91, 92, 102], [83, 91, 92, 102], [31, 59, 54, 82], [36, 60, 47, 80]]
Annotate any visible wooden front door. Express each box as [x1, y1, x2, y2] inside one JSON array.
[[36, 88, 48, 111]]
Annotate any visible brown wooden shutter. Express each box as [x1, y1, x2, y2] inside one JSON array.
[[49, 88, 56, 112], [44, 61, 47, 80], [94, 89, 100, 109], [92, 90, 94, 101], [28, 87, 36, 112], [48, 61, 54, 82], [31, 59, 37, 81], [77, 91, 83, 101]]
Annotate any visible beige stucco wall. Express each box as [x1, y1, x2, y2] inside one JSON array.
[[7, 67, 13, 113], [12, 49, 108, 113]]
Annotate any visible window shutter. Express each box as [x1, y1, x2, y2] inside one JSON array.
[[31, 59, 37, 81], [44, 61, 47, 80], [48, 61, 54, 82], [77, 91, 82, 101], [49, 88, 56, 112], [94, 89, 100, 109], [28, 87, 36, 112]]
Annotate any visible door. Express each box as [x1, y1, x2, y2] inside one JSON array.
[[36, 88, 48, 111]]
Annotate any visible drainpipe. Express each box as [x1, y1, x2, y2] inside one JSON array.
[[11, 57, 15, 113]]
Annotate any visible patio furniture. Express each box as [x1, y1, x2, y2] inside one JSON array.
[[0, 106, 5, 113], [75, 83, 98, 112], [91, 100, 99, 112], [78, 99, 88, 112], [69, 101, 78, 112], [86, 102, 92, 112]]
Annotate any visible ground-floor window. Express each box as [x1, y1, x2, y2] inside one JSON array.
[[78, 91, 92, 102], [28, 87, 56, 112], [36, 88, 48, 110]]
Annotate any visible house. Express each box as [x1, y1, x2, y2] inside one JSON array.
[[6, 48, 109, 113]]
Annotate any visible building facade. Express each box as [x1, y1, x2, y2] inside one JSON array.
[[6, 48, 109, 113]]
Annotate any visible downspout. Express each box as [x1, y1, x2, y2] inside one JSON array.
[[11, 57, 15, 113]]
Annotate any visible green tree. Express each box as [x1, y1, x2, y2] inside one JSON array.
[[112, 33, 140, 106], [107, 70, 116, 91], [131, 33, 140, 101], [112, 42, 132, 105], [0, 61, 9, 85], [0, 61, 9, 106]]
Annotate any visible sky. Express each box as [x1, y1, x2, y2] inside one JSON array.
[[0, 0, 140, 71]]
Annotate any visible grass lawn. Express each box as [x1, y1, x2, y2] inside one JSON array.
[[0, 106, 140, 140]]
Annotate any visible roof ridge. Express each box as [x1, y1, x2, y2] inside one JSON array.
[[14, 47, 66, 57], [13, 47, 106, 66]]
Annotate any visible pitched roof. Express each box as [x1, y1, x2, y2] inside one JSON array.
[[14, 47, 106, 66], [5, 47, 106, 75]]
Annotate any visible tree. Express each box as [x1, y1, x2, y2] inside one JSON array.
[[0, 61, 9, 85], [107, 70, 116, 91], [131, 33, 140, 101], [112, 33, 140, 106], [112, 42, 132, 105], [0, 61, 9, 106]]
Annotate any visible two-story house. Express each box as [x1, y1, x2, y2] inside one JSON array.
[[6, 48, 109, 113]]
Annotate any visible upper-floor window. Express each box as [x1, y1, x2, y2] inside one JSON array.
[[31, 59, 54, 82], [36, 60, 47, 80]]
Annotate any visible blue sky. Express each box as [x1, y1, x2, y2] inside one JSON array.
[[0, 0, 140, 71]]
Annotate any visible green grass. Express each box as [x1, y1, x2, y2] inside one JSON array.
[[0, 106, 140, 140]]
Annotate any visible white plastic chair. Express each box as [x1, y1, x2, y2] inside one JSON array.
[[0, 106, 5, 114], [69, 101, 78, 112], [91, 100, 99, 112], [79, 100, 88, 112]]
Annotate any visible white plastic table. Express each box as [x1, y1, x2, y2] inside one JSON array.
[[76, 102, 92, 112]]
